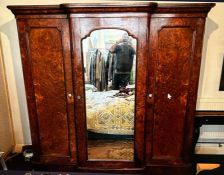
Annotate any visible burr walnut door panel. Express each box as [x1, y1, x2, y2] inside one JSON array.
[[17, 19, 76, 164], [146, 17, 205, 165], [70, 13, 149, 168]]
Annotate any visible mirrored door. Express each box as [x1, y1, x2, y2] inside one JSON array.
[[72, 15, 148, 166], [82, 29, 137, 161]]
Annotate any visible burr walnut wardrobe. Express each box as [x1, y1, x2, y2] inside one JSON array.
[[8, 2, 214, 175]]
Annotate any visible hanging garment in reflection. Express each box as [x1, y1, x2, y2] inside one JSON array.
[[107, 53, 115, 81], [105, 53, 115, 90], [88, 49, 98, 87], [88, 49, 108, 91]]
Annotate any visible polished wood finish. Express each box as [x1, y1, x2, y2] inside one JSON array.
[[16, 18, 76, 165], [156, 3, 214, 14], [70, 13, 150, 169], [8, 2, 214, 174], [195, 110, 224, 118], [145, 6, 214, 174], [146, 16, 206, 164]]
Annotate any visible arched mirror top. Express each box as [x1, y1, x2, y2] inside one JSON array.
[[82, 28, 138, 43]]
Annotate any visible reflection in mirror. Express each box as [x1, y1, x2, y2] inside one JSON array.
[[82, 29, 137, 161]]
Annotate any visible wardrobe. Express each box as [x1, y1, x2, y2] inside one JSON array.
[[8, 2, 214, 175]]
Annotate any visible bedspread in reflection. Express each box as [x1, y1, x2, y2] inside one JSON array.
[[86, 90, 135, 135]]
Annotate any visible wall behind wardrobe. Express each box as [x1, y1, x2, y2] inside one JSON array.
[[0, 34, 14, 154], [197, 3, 224, 110], [0, 0, 223, 150]]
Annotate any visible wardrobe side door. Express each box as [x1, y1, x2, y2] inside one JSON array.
[[17, 19, 76, 165], [146, 17, 205, 165]]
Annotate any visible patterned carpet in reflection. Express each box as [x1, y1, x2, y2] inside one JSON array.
[[88, 140, 134, 160]]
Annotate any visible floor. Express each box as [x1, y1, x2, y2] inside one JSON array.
[[197, 164, 224, 175], [197, 164, 220, 172], [2, 153, 46, 171], [1, 152, 224, 174], [88, 139, 134, 160]]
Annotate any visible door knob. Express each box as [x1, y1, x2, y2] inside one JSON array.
[[148, 94, 153, 98], [68, 93, 73, 98], [67, 93, 74, 103]]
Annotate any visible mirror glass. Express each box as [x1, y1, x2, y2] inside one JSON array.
[[82, 29, 137, 161]]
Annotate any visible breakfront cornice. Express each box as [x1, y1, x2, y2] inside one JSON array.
[[8, 3, 214, 17]]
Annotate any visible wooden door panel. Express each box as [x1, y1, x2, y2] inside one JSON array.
[[17, 19, 76, 164], [29, 27, 69, 156], [146, 17, 205, 164], [153, 27, 194, 159]]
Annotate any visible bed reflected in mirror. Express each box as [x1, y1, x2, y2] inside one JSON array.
[[82, 29, 137, 161]]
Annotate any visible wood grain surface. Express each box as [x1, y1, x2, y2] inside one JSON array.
[[8, 2, 215, 174]]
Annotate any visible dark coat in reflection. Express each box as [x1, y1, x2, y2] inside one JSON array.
[[88, 49, 98, 88], [110, 42, 135, 90], [88, 49, 108, 91]]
